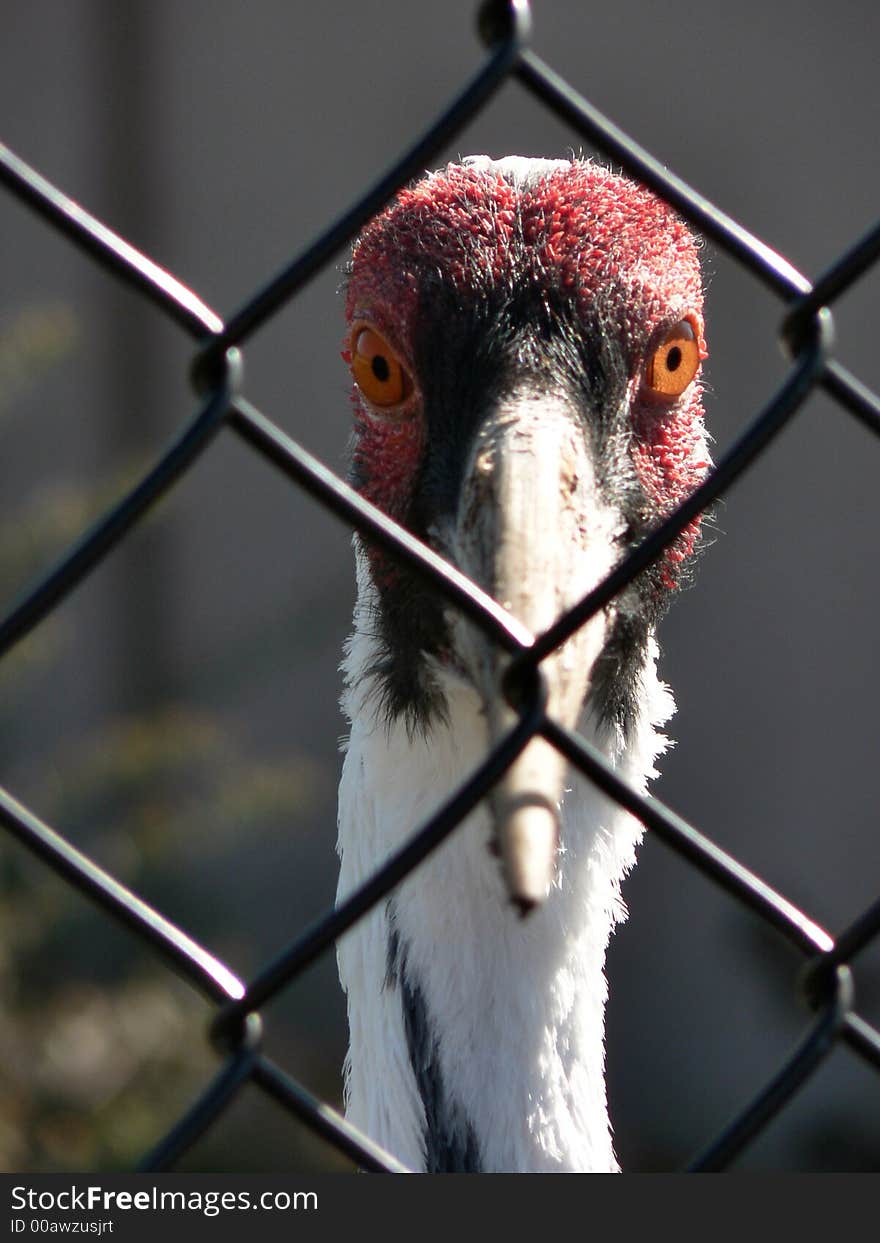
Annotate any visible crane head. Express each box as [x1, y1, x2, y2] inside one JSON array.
[[344, 157, 708, 911]]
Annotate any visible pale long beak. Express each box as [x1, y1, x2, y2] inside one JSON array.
[[450, 386, 619, 912]]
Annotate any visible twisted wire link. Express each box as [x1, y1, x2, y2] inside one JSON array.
[[1, 0, 879, 1172]]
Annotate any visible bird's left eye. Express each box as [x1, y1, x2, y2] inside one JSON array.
[[644, 319, 701, 400], [350, 325, 412, 409]]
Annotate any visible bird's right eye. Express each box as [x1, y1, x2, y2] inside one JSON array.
[[350, 325, 412, 409]]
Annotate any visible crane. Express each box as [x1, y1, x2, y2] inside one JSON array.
[[336, 156, 709, 1172]]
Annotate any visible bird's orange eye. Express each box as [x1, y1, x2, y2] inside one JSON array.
[[350, 326, 411, 408], [644, 319, 701, 400]]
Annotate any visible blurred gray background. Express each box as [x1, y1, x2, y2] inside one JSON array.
[[0, 0, 878, 1171]]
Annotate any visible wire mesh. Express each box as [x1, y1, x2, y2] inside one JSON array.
[[2, 0, 880, 1173]]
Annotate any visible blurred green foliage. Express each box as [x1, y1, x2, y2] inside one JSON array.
[[0, 308, 333, 1171]]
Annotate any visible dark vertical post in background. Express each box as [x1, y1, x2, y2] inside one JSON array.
[[92, 0, 176, 715]]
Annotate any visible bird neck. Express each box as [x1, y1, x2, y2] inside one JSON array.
[[336, 565, 675, 1172]]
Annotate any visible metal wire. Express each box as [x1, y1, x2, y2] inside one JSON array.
[[1, 0, 879, 1173]]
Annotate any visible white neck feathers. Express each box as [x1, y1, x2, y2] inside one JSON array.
[[336, 550, 674, 1172]]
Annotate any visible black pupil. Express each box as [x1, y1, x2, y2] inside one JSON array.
[[666, 345, 682, 372], [371, 354, 390, 383]]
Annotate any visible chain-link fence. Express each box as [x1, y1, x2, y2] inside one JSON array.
[[1, 0, 879, 1172]]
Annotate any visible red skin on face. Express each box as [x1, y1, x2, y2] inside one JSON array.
[[345, 162, 709, 590]]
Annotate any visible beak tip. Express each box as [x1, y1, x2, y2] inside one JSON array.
[[495, 800, 558, 914]]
